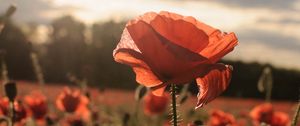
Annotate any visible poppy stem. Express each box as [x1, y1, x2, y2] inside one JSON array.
[[170, 84, 178, 126], [30, 52, 45, 93], [291, 101, 300, 126], [9, 101, 14, 126], [0, 54, 9, 96]]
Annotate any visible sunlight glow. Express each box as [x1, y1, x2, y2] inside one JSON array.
[[3, 0, 299, 69]]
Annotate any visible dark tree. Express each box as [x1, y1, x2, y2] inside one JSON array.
[[0, 19, 34, 80], [44, 16, 86, 82]]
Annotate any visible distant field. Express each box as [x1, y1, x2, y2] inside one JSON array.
[[1, 81, 296, 116]]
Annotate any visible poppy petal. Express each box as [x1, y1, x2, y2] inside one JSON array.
[[56, 92, 66, 111], [208, 109, 237, 126], [272, 112, 290, 126], [200, 31, 238, 63], [113, 28, 141, 56], [126, 20, 211, 84], [195, 64, 232, 109], [150, 84, 167, 96], [114, 29, 163, 87], [144, 92, 169, 116], [114, 50, 163, 87], [132, 11, 238, 62], [155, 11, 238, 63], [132, 11, 210, 54]]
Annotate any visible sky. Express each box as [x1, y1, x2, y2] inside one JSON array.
[[1, 0, 300, 70]]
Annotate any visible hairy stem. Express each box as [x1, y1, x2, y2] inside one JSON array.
[[9, 101, 14, 126], [171, 84, 177, 126], [291, 102, 300, 126]]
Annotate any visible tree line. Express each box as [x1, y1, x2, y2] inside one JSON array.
[[0, 15, 299, 101]]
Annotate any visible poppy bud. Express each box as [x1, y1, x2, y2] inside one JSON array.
[[193, 120, 203, 125], [66, 116, 85, 126], [122, 113, 130, 126], [45, 116, 55, 126], [5, 5, 16, 18], [134, 85, 148, 102], [85, 92, 90, 100], [187, 120, 204, 126], [4, 82, 17, 102], [179, 94, 188, 104]]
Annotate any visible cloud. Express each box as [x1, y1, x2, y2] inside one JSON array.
[[223, 27, 300, 69], [257, 17, 300, 25], [0, 0, 84, 24], [204, 0, 299, 11], [0, 0, 56, 23], [225, 41, 300, 70], [237, 28, 300, 52]]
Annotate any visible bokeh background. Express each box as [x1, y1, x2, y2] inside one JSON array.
[[0, 0, 299, 100], [0, 0, 300, 125]]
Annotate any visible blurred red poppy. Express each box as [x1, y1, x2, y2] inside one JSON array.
[[250, 103, 290, 126], [0, 97, 27, 122], [113, 11, 238, 108], [24, 91, 48, 120], [143, 92, 169, 115], [207, 109, 237, 126], [56, 87, 90, 117]]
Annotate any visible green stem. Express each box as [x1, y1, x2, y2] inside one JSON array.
[[291, 102, 300, 126], [134, 101, 140, 125], [30, 52, 45, 93], [9, 101, 14, 126], [171, 84, 177, 126]]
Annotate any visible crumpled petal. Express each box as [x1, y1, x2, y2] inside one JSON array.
[[143, 92, 169, 116], [129, 11, 210, 54], [135, 11, 210, 54], [200, 31, 238, 63], [195, 64, 232, 109], [129, 11, 238, 64], [126, 20, 211, 83], [156, 11, 238, 63], [114, 50, 163, 87], [114, 28, 163, 87], [150, 83, 167, 96]]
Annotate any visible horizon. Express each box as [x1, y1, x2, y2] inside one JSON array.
[[1, 0, 300, 70]]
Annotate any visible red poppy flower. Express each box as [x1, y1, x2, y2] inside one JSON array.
[[113, 11, 238, 108], [250, 103, 290, 126], [56, 87, 90, 117], [207, 109, 237, 126], [24, 91, 48, 120], [0, 97, 27, 122], [143, 93, 169, 115]]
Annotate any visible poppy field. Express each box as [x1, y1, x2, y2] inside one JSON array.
[[0, 81, 298, 126], [0, 3, 300, 126]]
